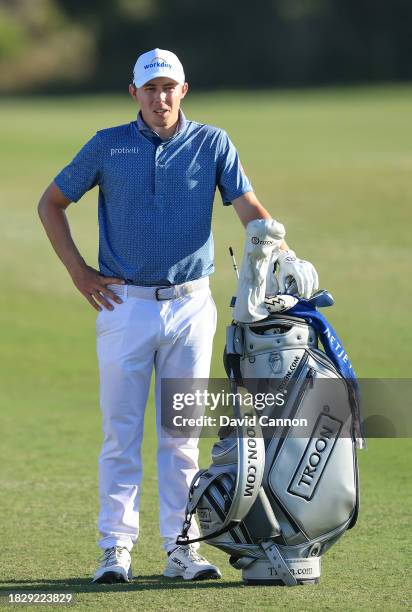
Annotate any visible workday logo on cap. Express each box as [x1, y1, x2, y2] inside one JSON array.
[[133, 48, 185, 88], [144, 56, 172, 71]]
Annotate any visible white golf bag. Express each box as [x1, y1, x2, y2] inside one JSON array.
[[177, 309, 360, 586]]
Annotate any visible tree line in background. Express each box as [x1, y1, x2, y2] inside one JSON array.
[[1, 0, 411, 93]]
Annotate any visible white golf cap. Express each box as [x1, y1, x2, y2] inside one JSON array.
[[133, 48, 185, 88]]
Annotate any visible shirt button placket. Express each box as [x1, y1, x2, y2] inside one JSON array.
[[155, 145, 165, 202]]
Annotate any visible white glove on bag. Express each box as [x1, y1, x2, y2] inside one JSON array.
[[277, 250, 319, 299], [233, 219, 285, 322]]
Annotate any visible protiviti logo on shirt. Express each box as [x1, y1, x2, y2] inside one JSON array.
[[110, 147, 138, 156], [144, 57, 172, 70]]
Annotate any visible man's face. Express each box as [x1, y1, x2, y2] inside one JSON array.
[[129, 77, 188, 129]]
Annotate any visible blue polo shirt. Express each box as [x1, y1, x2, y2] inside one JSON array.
[[54, 111, 252, 285]]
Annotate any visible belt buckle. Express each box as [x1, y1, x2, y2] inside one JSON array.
[[155, 286, 174, 301]]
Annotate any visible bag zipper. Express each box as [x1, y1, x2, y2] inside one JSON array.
[[272, 364, 315, 461], [308, 348, 339, 377]]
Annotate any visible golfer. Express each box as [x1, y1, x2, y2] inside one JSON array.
[[38, 48, 317, 582]]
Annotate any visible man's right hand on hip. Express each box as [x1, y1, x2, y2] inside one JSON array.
[[69, 263, 125, 311]]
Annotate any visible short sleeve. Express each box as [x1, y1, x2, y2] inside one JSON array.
[[216, 130, 253, 205], [54, 133, 102, 202]]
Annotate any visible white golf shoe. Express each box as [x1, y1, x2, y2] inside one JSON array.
[[92, 546, 133, 583], [163, 545, 221, 580]]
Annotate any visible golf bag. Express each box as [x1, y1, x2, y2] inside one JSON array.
[[177, 309, 360, 586]]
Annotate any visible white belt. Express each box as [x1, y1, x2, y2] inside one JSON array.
[[108, 276, 209, 301]]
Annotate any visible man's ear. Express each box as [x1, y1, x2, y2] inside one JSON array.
[[181, 82, 189, 99], [129, 83, 138, 101]]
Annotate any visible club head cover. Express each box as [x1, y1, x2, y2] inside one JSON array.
[[264, 294, 299, 314], [233, 219, 285, 323]]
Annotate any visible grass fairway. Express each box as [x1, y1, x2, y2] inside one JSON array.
[[0, 86, 411, 611]]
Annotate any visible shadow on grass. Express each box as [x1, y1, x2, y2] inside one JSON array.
[[0, 575, 245, 593]]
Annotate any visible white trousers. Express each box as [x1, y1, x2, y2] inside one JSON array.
[[96, 281, 216, 553]]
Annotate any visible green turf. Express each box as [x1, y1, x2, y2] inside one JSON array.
[[0, 86, 411, 611]]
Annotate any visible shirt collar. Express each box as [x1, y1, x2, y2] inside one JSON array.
[[137, 110, 187, 141]]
